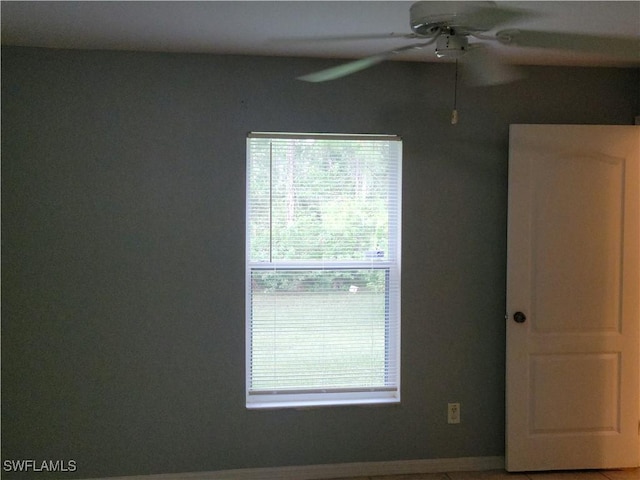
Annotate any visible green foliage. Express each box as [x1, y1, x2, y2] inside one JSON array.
[[251, 269, 387, 293], [248, 137, 395, 263], [247, 137, 399, 392], [250, 292, 387, 390]]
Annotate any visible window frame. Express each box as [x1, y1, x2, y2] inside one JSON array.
[[245, 132, 402, 409]]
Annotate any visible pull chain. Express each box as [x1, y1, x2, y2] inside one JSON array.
[[451, 59, 459, 125]]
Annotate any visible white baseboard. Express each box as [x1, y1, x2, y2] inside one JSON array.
[[85, 456, 505, 480]]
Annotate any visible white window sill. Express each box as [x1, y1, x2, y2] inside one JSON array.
[[246, 393, 400, 410]]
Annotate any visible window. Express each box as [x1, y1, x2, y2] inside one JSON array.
[[246, 133, 402, 409]]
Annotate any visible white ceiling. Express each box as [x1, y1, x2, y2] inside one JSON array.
[[1, 1, 639, 67]]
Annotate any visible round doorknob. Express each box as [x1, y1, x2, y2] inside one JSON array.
[[513, 311, 527, 323]]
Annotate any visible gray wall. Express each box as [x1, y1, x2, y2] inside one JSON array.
[[2, 46, 638, 479]]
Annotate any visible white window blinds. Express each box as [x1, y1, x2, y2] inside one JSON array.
[[246, 133, 402, 408]]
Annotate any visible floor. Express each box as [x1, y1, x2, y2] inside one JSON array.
[[327, 468, 640, 480]]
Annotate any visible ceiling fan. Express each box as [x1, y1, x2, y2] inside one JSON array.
[[296, 1, 640, 86]]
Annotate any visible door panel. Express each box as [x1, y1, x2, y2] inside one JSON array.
[[531, 152, 624, 334], [506, 125, 639, 471], [529, 353, 620, 434]]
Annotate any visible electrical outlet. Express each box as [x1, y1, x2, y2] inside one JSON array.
[[448, 402, 460, 424]]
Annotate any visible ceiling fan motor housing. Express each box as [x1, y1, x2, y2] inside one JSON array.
[[410, 1, 496, 35]]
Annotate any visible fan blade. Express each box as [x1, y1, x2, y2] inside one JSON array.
[[297, 38, 439, 82], [496, 29, 640, 61], [297, 54, 393, 82], [460, 44, 524, 86], [273, 32, 418, 43]]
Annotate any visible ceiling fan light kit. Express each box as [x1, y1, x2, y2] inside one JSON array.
[[435, 34, 468, 59]]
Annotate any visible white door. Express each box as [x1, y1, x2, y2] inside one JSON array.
[[506, 124, 640, 471]]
